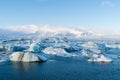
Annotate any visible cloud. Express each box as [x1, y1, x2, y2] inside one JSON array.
[[1, 25, 120, 39], [3, 25, 39, 34], [101, 0, 115, 7]]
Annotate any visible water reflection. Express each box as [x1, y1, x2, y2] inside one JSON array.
[[11, 62, 40, 71]]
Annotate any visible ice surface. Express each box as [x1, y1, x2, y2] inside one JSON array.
[[42, 47, 73, 57], [29, 42, 45, 52], [81, 41, 107, 53], [106, 44, 120, 49], [88, 54, 113, 63], [9, 52, 47, 62]]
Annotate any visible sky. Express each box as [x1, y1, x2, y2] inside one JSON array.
[[0, 0, 120, 29]]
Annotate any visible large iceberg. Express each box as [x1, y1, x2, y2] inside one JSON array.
[[9, 52, 47, 62], [88, 54, 113, 63], [42, 47, 73, 57]]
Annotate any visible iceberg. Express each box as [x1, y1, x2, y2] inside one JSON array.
[[53, 42, 70, 49], [81, 41, 106, 53], [106, 44, 120, 49], [53, 37, 69, 43], [88, 54, 112, 63], [81, 49, 113, 63], [29, 42, 45, 52], [9, 52, 47, 62], [81, 41, 99, 49], [53, 37, 60, 43], [42, 47, 73, 57], [0, 45, 11, 52], [81, 49, 93, 58]]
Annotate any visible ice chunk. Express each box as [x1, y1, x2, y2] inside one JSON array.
[[88, 54, 112, 63], [81, 41, 98, 49], [0, 45, 12, 52], [9, 52, 47, 62], [81, 49, 93, 58], [53, 37, 69, 43], [53, 37, 60, 43], [106, 44, 120, 49], [29, 42, 45, 52], [81, 41, 106, 53], [42, 47, 73, 57]]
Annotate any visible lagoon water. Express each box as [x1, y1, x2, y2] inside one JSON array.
[[1, 55, 120, 80], [1, 38, 120, 80]]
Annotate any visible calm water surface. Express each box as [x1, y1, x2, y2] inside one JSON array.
[[0, 56, 120, 80]]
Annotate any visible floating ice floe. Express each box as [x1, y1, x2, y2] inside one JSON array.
[[53, 37, 60, 43], [106, 44, 120, 49], [9, 52, 47, 62], [54, 42, 82, 52], [0, 42, 29, 52], [81, 49, 113, 63], [53, 37, 69, 43], [81, 49, 93, 58], [42, 47, 73, 57], [53, 42, 70, 48], [0, 45, 11, 52], [81, 41, 98, 49], [88, 54, 113, 63], [81, 41, 106, 53], [29, 42, 45, 52]]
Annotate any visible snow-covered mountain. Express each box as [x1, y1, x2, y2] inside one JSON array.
[[0, 25, 120, 39], [0, 25, 94, 39]]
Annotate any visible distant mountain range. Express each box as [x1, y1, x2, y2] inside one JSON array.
[[0, 25, 120, 39]]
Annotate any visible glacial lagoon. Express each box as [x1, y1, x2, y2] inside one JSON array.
[[0, 38, 120, 80]]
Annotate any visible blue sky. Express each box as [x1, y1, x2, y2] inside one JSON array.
[[0, 0, 120, 29]]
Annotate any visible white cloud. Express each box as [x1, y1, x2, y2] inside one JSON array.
[[101, 0, 115, 7], [1, 25, 120, 39], [3, 25, 39, 34]]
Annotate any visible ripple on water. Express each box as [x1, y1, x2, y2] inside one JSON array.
[[0, 54, 120, 80]]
